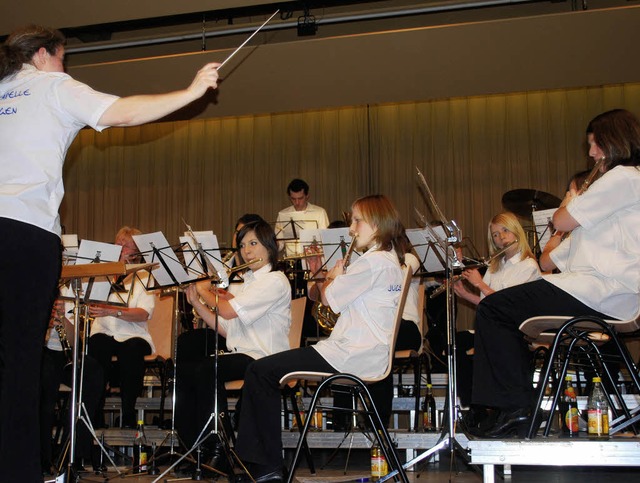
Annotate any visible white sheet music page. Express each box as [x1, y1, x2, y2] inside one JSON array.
[[532, 208, 557, 251]]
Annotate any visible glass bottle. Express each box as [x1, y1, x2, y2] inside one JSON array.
[[559, 375, 579, 437], [291, 391, 306, 430], [422, 383, 437, 432], [371, 434, 388, 478], [587, 376, 609, 440], [132, 419, 149, 473]]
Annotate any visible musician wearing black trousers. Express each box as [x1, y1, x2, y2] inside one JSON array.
[[234, 195, 405, 482], [471, 109, 640, 438], [40, 299, 103, 475], [176, 219, 291, 471]]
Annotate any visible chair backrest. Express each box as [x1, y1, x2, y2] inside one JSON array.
[[146, 293, 175, 359], [367, 267, 413, 383], [289, 297, 307, 349]]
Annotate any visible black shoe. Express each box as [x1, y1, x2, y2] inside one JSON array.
[[235, 468, 284, 483], [484, 407, 530, 438]]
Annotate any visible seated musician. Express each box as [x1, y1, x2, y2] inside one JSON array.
[[175, 218, 291, 472], [88, 226, 156, 428], [176, 214, 264, 364], [470, 109, 640, 438], [233, 194, 405, 483], [40, 296, 104, 475], [452, 212, 540, 419]]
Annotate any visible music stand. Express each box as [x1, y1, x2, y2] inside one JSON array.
[[380, 168, 469, 481], [59, 261, 128, 481], [132, 231, 237, 481]]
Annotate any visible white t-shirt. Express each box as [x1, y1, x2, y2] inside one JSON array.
[[545, 165, 640, 320], [0, 64, 118, 236], [275, 202, 330, 256], [402, 252, 422, 326], [313, 248, 403, 379], [222, 264, 292, 360], [482, 253, 541, 300], [90, 274, 156, 352]]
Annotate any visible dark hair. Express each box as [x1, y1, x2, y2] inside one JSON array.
[[287, 178, 309, 195], [566, 169, 592, 192], [586, 109, 640, 170], [234, 213, 264, 231], [351, 194, 405, 265], [1, 25, 65, 81], [328, 219, 348, 229], [235, 219, 279, 270]]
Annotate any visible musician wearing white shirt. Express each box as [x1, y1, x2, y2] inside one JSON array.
[[234, 195, 404, 483], [176, 219, 291, 468], [471, 109, 640, 438]]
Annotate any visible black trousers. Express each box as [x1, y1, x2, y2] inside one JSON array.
[[472, 279, 610, 409], [0, 219, 61, 483], [174, 352, 254, 449], [235, 347, 336, 469], [40, 348, 104, 465], [88, 333, 151, 427]]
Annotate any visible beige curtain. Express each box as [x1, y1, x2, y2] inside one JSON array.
[[61, 82, 640, 327]]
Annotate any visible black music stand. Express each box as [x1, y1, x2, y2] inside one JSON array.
[[380, 168, 469, 481], [130, 232, 240, 482], [59, 261, 129, 481]]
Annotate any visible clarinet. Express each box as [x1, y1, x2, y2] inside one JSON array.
[[53, 314, 73, 363]]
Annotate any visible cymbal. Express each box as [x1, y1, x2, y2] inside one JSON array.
[[501, 189, 561, 218]]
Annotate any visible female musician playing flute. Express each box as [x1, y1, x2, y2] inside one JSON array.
[[234, 195, 405, 482], [176, 218, 291, 472], [453, 212, 540, 412], [471, 108, 640, 438], [454, 212, 540, 305]]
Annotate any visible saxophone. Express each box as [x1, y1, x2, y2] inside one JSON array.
[[312, 234, 358, 334], [52, 313, 73, 363]]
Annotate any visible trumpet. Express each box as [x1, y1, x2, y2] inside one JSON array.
[[429, 239, 518, 299], [312, 234, 358, 334]]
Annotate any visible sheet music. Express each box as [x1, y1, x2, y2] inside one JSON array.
[[532, 208, 557, 252], [318, 227, 360, 271], [133, 232, 195, 287], [406, 226, 453, 274], [75, 240, 122, 301]]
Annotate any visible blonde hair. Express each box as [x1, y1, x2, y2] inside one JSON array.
[[486, 212, 534, 273]]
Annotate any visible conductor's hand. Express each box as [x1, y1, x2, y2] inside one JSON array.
[[188, 62, 221, 98]]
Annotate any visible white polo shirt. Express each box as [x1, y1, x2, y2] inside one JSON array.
[[313, 248, 403, 379], [90, 274, 156, 352], [481, 253, 541, 300], [0, 64, 118, 236], [223, 264, 292, 360], [545, 165, 640, 320], [402, 252, 422, 325]]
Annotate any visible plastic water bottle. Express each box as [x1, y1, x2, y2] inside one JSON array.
[[587, 377, 609, 440]]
